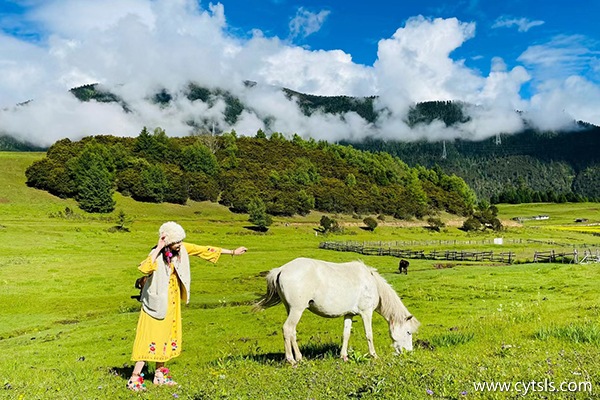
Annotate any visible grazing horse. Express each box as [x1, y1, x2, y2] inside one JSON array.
[[253, 257, 420, 364], [398, 259, 409, 275]]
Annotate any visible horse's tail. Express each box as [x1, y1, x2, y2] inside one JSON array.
[[252, 267, 282, 312]]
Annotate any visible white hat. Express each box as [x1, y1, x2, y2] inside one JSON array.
[[159, 221, 186, 245]]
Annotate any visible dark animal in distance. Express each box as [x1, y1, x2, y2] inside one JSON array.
[[398, 259, 409, 275]]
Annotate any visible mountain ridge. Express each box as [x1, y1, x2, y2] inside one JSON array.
[[3, 82, 600, 202]]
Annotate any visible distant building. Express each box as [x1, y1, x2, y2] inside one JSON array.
[[512, 215, 550, 222]]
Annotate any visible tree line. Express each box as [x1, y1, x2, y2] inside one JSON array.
[[65, 83, 600, 206], [347, 124, 600, 204], [25, 128, 477, 218]]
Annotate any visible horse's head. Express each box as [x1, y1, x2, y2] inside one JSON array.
[[389, 315, 420, 353]]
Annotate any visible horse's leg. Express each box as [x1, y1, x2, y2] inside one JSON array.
[[340, 315, 353, 361], [289, 308, 305, 362], [283, 307, 304, 364], [360, 311, 378, 358]]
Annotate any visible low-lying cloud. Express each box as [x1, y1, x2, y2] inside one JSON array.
[[0, 0, 598, 146]]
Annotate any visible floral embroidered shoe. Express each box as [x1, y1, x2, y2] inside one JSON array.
[[154, 367, 177, 386], [127, 373, 147, 392]]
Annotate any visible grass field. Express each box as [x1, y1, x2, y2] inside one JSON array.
[[1, 152, 599, 399]]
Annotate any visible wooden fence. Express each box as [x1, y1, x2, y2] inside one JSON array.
[[319, 241, 600, 264], [533, 249, 600, 264], [319, 241, 514, 263]]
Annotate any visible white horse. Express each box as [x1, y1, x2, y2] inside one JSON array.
[[253, 257, 420, 364]]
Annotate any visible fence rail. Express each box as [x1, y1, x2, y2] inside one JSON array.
[[319, 241, 514, 263], [533, 249, 600, 264], [322, 239, 599, 248], [319, 241, 600, 264]]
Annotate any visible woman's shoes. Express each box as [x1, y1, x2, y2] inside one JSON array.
[[154, 367, 177, 386], [126, 368, 176, 391], [126, 373, 146, 392]]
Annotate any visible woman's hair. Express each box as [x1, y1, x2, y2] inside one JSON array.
[[159, 221, 186, 245]]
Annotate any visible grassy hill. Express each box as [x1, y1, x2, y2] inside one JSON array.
[[1, 152, 599, 399]]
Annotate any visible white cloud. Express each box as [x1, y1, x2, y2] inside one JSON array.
[[288, 7, 330, 40], [492, 17, 544, 32], [0, 32, 52, 104], [518, 35, 599, 82], [252, 45, 375, 96], [374, 16, 480, 104], [370, 16, 530, 141], [0, 1, 599, 147], [528, 76, 600, 130], [2, 92, 140, 145], [27, 0, 157, 37], [478, 57, 530, 110]]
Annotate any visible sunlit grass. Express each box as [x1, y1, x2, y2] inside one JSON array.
[[535, 321, 600, 345], [553, 225, 600, 234], [1, 152, 599, 399]]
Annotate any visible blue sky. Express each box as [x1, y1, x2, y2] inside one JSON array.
[[227, 0, 595, 70], [0, 0, 599, 145], [222, 0, 599, 96]]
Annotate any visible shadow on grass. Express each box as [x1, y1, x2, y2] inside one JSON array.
[[243, 225, 269, 233], [299, 342, 341, 359], [108, 363, 173, 383], [108, 364, 161, 383], [358, 227, 375, 232], [211, 342, 342, 365], [109, 365, 134, 380]]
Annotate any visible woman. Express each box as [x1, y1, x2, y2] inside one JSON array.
[[127, 221, 247, 391]]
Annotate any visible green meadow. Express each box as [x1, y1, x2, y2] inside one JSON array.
[[1, 152, 599, 399]]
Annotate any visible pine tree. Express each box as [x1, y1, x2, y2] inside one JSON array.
[[180, 142, 219, 175], [248, 197, 272, 231], [76, 156, 115, 213], [139, 164, 167, 203], [75, 142, 116, 213]]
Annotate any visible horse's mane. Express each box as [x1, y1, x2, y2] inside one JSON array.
[[367, 265, 416, 327]]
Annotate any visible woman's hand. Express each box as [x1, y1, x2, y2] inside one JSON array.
[[150, 235, 168, 263], [157, 235, 167, 251], [232, 247, 247, 256]]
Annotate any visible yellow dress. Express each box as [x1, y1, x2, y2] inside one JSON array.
[[131, 242, 222, 362]]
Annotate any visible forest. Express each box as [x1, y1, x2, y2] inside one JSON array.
[[8, 84, 600, 206], [24, 128, 477, 218], [69, 84, 600, 203], [347, 123, 600, 203]]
